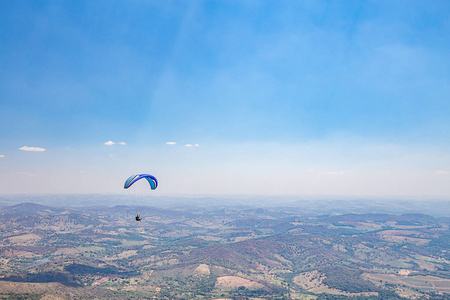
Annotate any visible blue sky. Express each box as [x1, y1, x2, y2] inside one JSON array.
[[1, 1, 450, 196]]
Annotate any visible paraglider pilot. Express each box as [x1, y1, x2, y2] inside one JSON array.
[[124, 174, 158, 223]]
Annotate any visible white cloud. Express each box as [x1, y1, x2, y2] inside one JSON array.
[[118, 142, 126, 145], [195, 144, 200, 147], [104, 141, 115, 145], [19, 146, 46, 152], [436, 170, 450, 175], [185, 144, 193, 147], [166, 142, 177, 145], [0, 155, 5, 158]]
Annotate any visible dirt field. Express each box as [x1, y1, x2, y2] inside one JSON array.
[[363, 273, 450, 293], [53, 247, 81, 255], [194, 263, 210, 276], [3, 249, 38, 258], [215, 276, 265, 289], [6, 233, 41, 244], [376, 230, 430, 245], [293, 270, 325, 290]]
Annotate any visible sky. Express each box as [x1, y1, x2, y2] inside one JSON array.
[[0, 0, 450, 196]]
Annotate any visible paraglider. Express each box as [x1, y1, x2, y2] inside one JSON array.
[[124, 174, 158, 222], [124, 174, 158, 190]]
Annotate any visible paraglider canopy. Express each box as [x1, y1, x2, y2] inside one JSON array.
[[124, 174, 158, 190]]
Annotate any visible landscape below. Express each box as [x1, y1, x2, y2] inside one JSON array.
[[0, 197, 449, 300]]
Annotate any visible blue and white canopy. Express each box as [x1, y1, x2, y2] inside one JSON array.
[[124, 174, 158, 190]]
